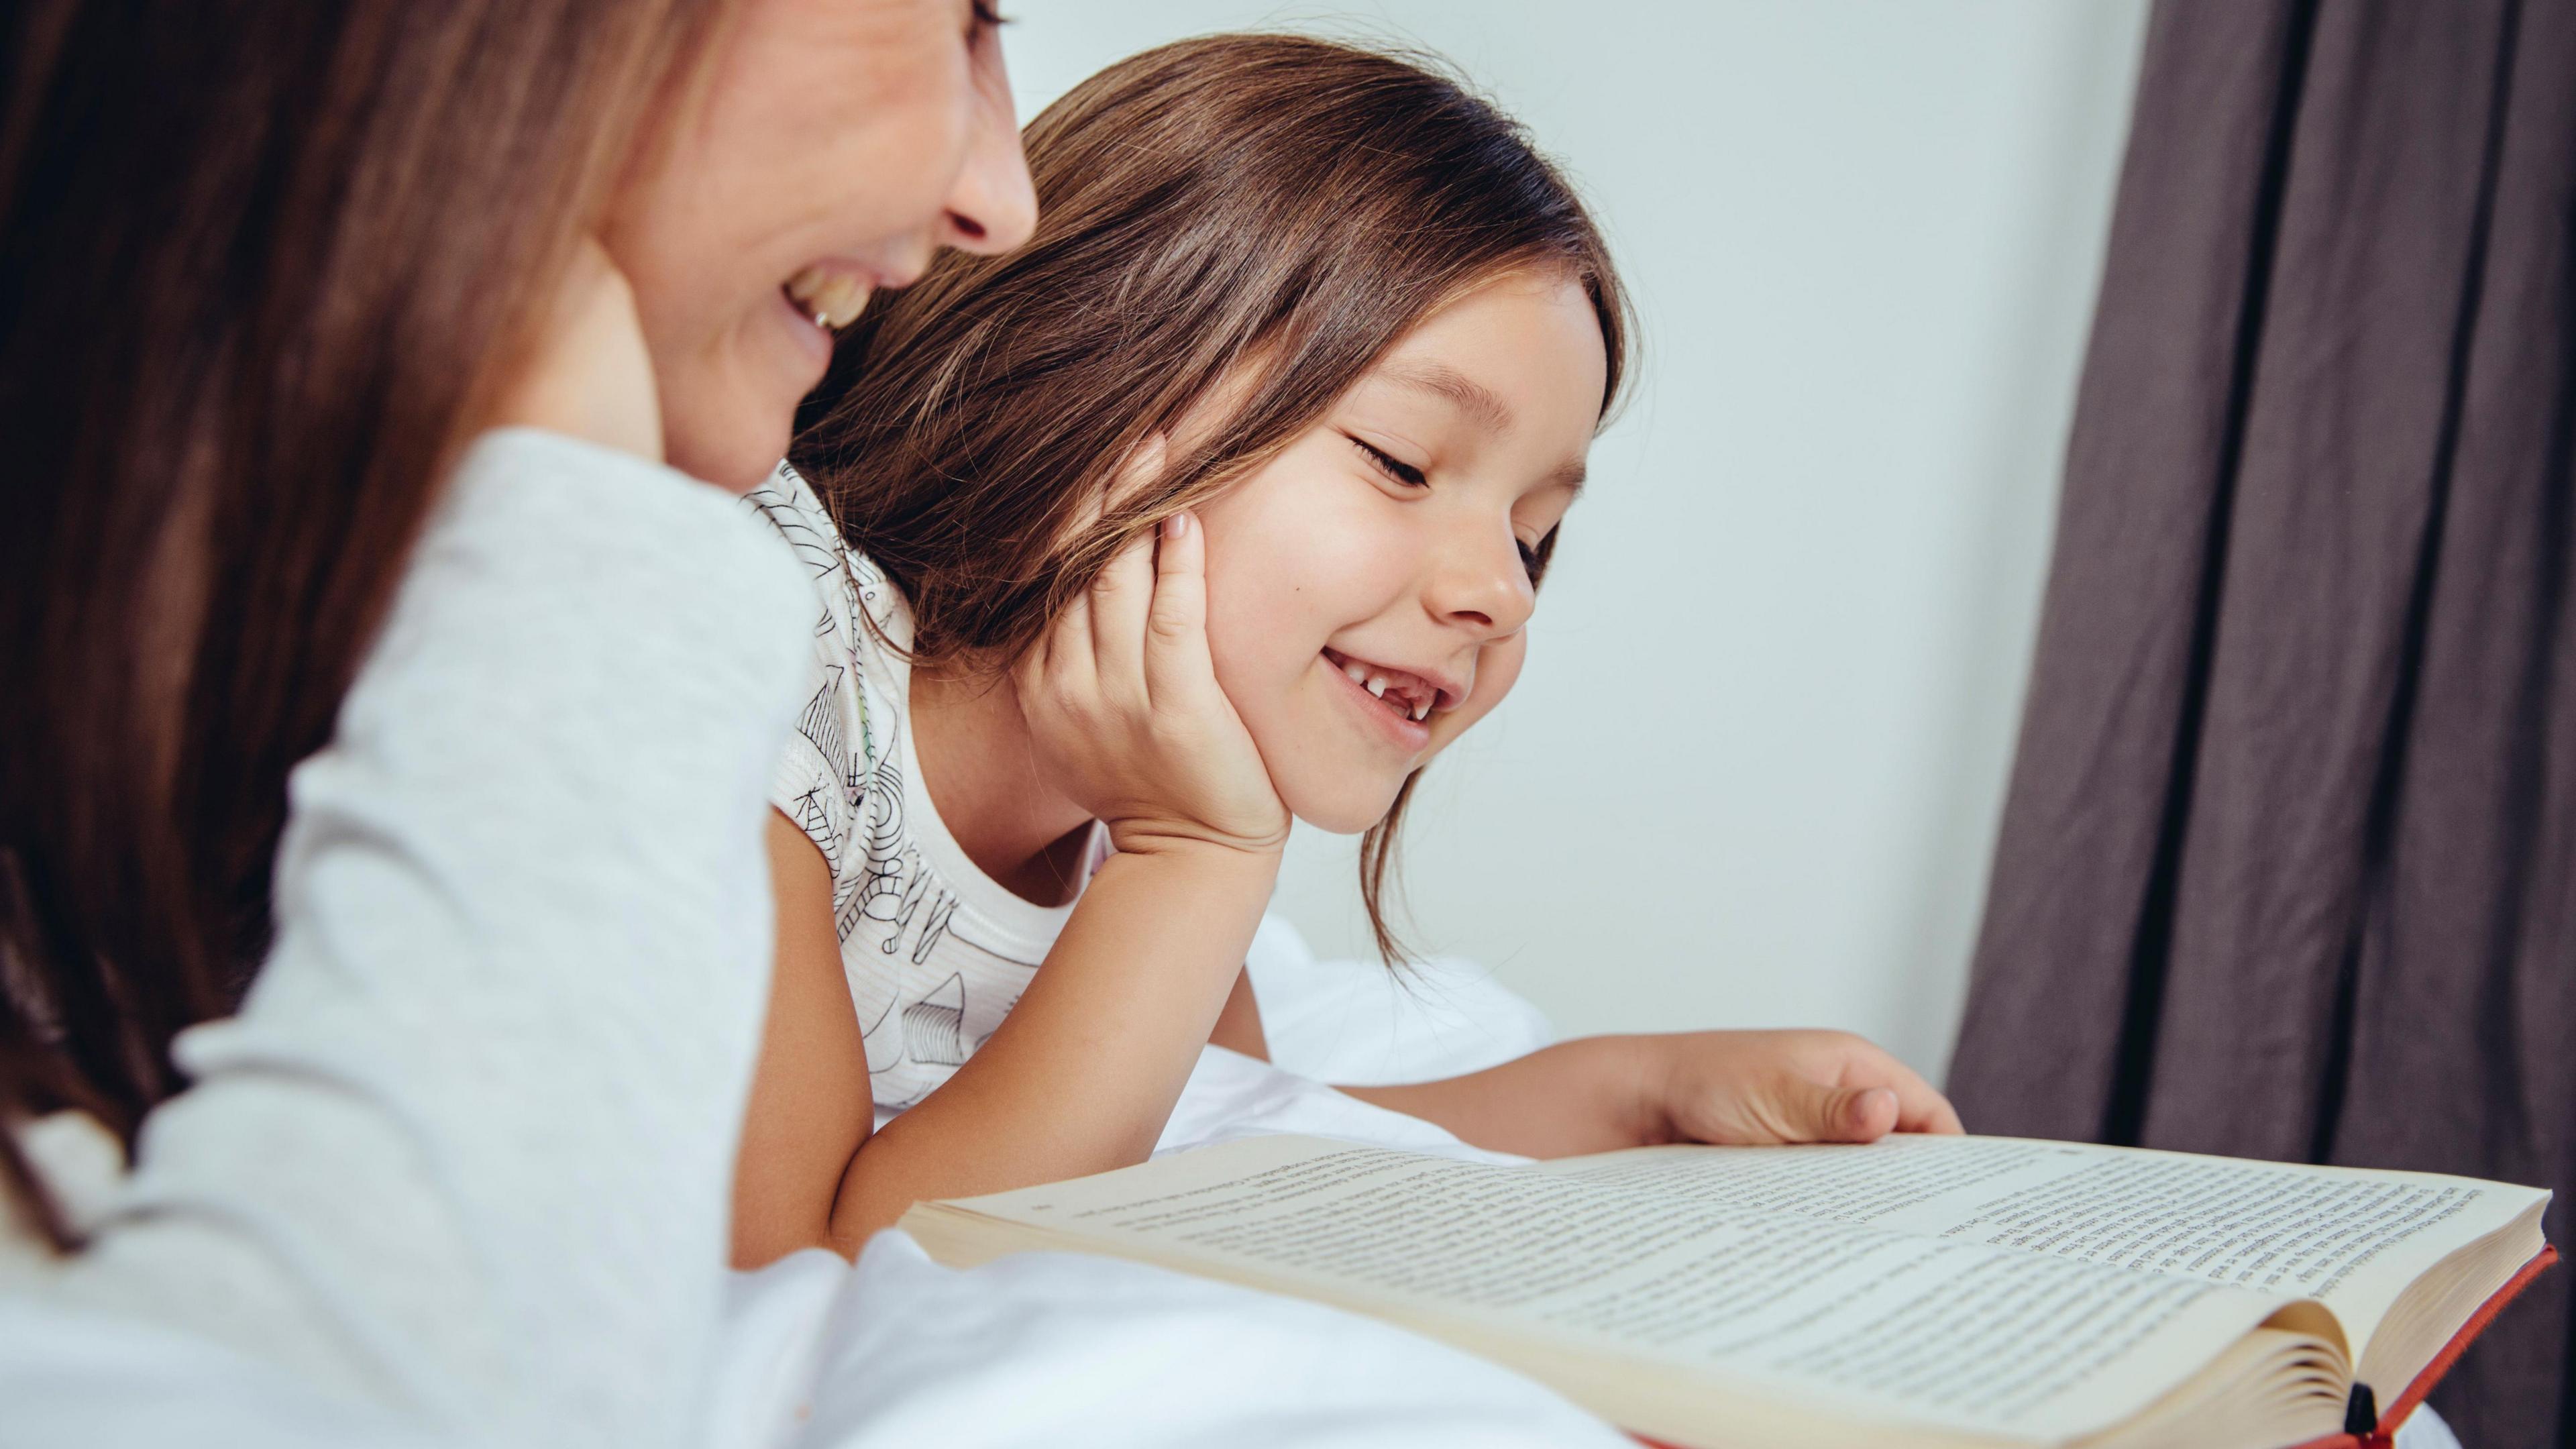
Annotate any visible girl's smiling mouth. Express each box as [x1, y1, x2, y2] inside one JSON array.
[[1320, 647, 1459, 747]]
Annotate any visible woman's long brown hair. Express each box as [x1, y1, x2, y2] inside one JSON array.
[[0, 0, 729, 1246], [791, 34, 1631, 965]]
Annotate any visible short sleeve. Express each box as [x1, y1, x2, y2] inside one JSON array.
[[744, 467, 871, 888]]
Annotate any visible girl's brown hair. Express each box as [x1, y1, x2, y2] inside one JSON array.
[[791, 33, 1632, 962], [0, 0, 731, 1245]]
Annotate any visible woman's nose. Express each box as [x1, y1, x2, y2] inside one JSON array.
[[938, 62, 1037, 256]]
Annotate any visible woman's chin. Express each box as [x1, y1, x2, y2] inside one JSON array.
[[658, 386, 795, 492]]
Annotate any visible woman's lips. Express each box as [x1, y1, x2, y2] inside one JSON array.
[[782, 263, 874, 331], [774, 285, 835, 371]]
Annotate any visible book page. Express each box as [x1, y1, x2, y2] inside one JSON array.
[[959, 1135, 2302, 1443], [1552, 1136, 2546, 1350]]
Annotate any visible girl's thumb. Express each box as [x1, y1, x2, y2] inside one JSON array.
[[1790, 1083, 1900, 1143]]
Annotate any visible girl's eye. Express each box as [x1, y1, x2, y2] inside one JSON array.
[[1504, 531, 1546, 580], [1350, 437, 1429, 489], [1519, 527, 1556, 584]]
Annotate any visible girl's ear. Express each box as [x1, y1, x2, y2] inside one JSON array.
[[1104, 432, 1171, 515], [1040, 432, 1169, 571]]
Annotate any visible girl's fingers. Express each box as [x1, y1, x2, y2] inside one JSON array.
[[1142, 511, 1213, 705], [1900, 1079, 1966, 1136], [1087, 531, 1156, 705], [1864, 1056, 1965, 1136], [1077, 432, 1167, 701], [1795, 1083, 1900, 1144], [1046, 586, 1096, 698]]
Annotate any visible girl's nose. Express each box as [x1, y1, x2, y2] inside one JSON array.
[[1429, 527, 1536, 639]]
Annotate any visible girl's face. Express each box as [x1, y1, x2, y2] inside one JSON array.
[[606, 0, 1036, 488], [1197, 270, 1609, 833]]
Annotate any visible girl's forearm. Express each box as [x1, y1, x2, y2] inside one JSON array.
[[1341, 1036, 1658, 1159], [823, 841, 1279, 1248]]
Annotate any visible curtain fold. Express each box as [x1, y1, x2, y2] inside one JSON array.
[[1949, 2, 2576, 1442]]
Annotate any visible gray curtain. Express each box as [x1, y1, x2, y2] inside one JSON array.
[[1947, 1, 2575, 1443]]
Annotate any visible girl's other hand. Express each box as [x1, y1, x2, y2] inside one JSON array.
[[1016, 456, 1291, 858], [489, 236, 665, 467], [1644, 1029, 1964, 1146]]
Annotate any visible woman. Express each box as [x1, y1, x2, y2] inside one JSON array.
[[0, 1, 1031, 1443]]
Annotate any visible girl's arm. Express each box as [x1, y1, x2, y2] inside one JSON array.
[[730, 841, 1272, 1267], [1344, 1030, 1964, 1158], [731, 511, 1288, 1261], [830, 838, 1277, 1241], [1206, 969, 1270, 1060], [729, 814, 873, 1269]]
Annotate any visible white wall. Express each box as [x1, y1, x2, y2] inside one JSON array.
[[1006, 1, 2146, 1083]]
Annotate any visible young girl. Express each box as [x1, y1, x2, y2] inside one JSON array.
[[729, 34, 1960, 1266]]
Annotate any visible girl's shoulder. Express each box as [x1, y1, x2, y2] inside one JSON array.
[[743, 462, 908, 657], [745, 462, 913, 880]]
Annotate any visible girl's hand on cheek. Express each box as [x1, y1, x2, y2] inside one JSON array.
[[1637, 1030, 1964, 1146], [1015, 488, 1291, 859], [490, 235, 665, 467]]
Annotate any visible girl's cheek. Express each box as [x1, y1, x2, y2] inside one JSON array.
[[1197, 536, 1326, 725], [1432, 633, 1528, 752]]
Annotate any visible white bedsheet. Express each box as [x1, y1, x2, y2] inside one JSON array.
[[712, 916, 2461, 1449]]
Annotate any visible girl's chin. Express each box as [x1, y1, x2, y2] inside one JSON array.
[[1279, 777, 1410, 837]]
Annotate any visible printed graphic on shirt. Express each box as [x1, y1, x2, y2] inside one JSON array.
[[745, 464, 1099, 1114]]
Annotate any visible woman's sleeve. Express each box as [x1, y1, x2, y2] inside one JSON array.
[[16, 429, 812, 1447]]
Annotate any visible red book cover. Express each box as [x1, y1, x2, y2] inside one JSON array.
[[1632, 1245, 2557, 1449], [2283, 1244, 2558, 1449]]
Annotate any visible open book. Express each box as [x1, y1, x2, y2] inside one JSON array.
[[901, 1134, 2553, 1448]]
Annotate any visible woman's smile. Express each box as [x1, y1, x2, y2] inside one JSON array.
[[783, 260, 879, 333]]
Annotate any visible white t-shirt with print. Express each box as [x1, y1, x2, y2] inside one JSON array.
[[745, 462, 1106, 1115]]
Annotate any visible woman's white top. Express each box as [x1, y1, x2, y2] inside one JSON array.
[[0, 430, 811, 1448], [744, 462, 1106, 1119]]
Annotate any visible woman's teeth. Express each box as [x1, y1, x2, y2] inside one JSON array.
[[1339, 658, 1432, 722], [784, 264, 872, 331]]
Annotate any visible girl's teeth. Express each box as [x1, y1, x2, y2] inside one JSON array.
[[784, 264, 873, 331], [1334, 654, 1431, 724]]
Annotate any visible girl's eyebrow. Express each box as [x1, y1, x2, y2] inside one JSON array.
[[1383, 362, 1515, 436], [1378, 362, 1588, 494]]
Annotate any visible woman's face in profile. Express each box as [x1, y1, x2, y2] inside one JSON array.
[[606, 0, 1036, 488]]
